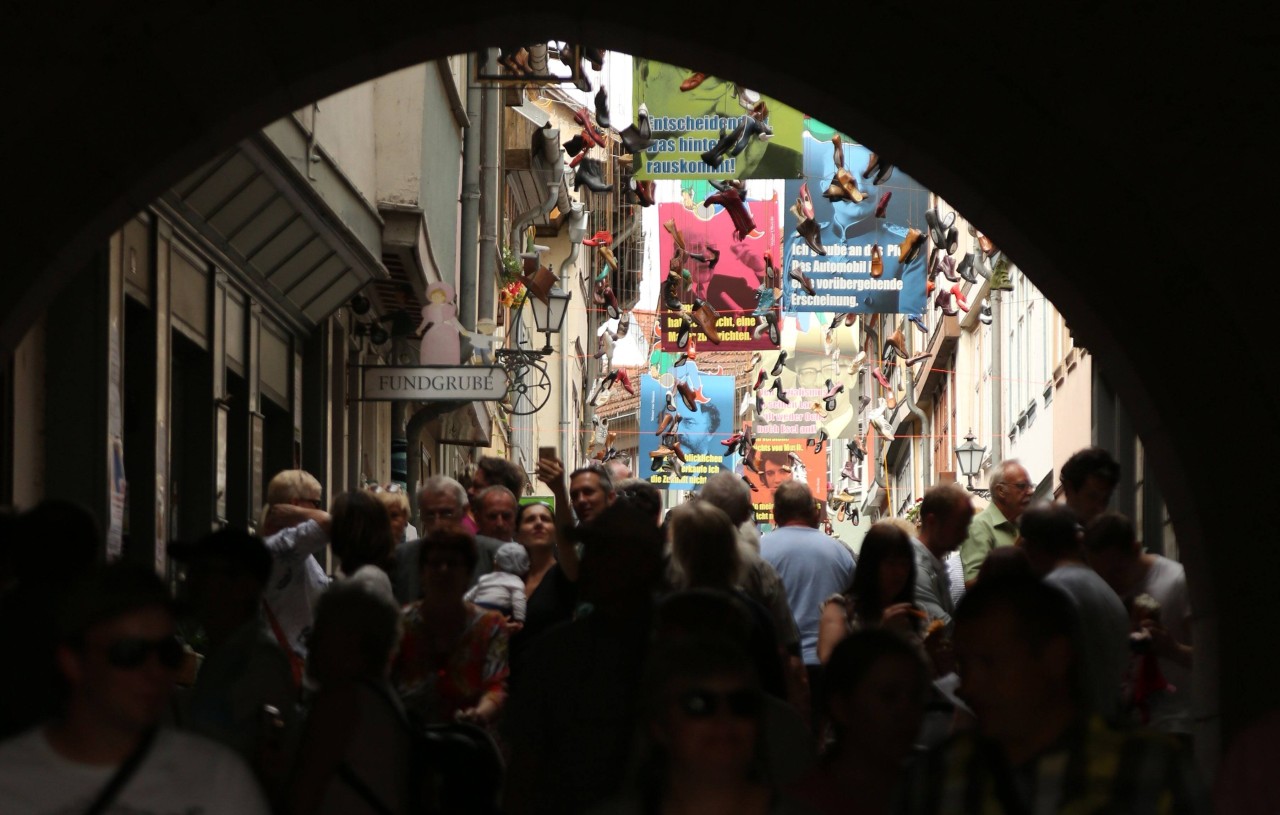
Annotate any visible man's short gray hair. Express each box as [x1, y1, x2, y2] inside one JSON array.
[[419, 475, 467, 508], [699, 471, 753, 526], [989, 459, 1024, 492], [477, 485, 517, 507]]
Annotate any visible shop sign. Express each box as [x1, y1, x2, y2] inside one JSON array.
[[361, 366, 506, 401]]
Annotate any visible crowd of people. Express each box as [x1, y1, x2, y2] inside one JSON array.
[[0, 445, 1264, 812]]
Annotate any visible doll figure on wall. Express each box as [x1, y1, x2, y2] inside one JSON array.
[[416, 281, 461, 366]]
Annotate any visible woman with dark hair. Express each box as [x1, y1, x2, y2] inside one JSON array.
[[330, 490, 397, 583], [789, 630, 929, 815], [817, 522, 921, 664], [591, 635, 816, 815], [391, 530, 509, 729]]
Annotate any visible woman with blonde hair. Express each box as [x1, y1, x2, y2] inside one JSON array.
[[367, 483, 418, 545]]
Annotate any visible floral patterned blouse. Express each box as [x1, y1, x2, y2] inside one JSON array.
[[392, 602, 510, 725]]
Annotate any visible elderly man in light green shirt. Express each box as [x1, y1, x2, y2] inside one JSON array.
[[959, 460, 1035, 584]]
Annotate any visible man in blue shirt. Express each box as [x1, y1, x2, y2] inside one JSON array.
[[759, 480, 856, 736]]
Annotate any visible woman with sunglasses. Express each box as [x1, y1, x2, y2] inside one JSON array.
[[593, 635, 816, 815], [816, 522, 922, 665]]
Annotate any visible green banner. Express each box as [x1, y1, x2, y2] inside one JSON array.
[[633, 59, 803, 180]]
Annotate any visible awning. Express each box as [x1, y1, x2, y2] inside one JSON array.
[[161, 117, 387, 331]]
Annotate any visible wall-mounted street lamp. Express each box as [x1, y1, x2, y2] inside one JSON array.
[[954, 430, 991, 498], [527, 285, 571, 355]]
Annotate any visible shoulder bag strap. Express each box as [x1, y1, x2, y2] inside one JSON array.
[[82, 728, 158, 815]]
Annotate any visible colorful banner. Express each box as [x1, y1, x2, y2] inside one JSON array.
[[632, 59, 803, 180], [753, 329, 863, 442], [657, 196, 782, 352], [638, 368, 736, 490], [743, 437, 830, 525], [780, 130, 930, 315]]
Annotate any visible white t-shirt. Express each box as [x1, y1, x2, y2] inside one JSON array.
[[1136, 554, 1193, 734], [1045, 563, 1131, 722], [0, 726, 271, 815], [263, 519, 331, 660]]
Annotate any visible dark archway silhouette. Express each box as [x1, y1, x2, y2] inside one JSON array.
[[2, 4, 1268, 751]]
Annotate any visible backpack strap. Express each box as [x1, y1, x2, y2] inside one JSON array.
[[82, 728, 158, 815], [262, 600, 305, 690]]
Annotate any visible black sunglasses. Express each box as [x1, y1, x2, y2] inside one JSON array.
[[105, 635, 185, 670], [674, 688, 762, 719]]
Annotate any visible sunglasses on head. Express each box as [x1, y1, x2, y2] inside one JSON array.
[[674, 687, 762, 720], [105, 635, 185, 670]]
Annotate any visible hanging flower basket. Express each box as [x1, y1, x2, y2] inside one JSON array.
[[500, 247, 523, 286], [499, 278, 527, 311]]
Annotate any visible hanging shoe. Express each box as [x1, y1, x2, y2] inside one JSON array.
[[887, 329, 908, 359], [574, 159, 612, 194], [925, 208, 954, 249], [934, 254, 959, 283], [841, 459, 857, 481], [946, 226, 959, 256], [594, 87, 611, 130], [900, 228, 925, 266], [656, 412, 673, 436], [824, 378, 845, 400], [676, 380, 699, 411], [979, 299, 993, 325], [908, 313, 929, 334], [771, 378, 789, 405], [721, 431, 744, 449], [668, 439, 687, 463], [906, 351, 931, 367], [650, 445, 673, 459], [700, 123, 737, 169], [753, 285, 777, 316], [582, 230, 613, 247], [771, 350, 788, 377], [665, 389, 677, 413], [795, 217, 827, 257], [957, 252, 977, 284], [573, 107, 606, 147], [870, 243, 884, 279], [754, 369, 767, 390], [676, 314, 693, 349], [935, 288, 959, 317], [875, 191, 892, 218], [789, 262, 816, 296], [633, 179, 656, 207], [813, 428, 829, 454], [662, 273, 686, 311], [691, 299, 721, 344], [872, 366, 891, 389], [615, 368, 635, 396], [680, 71, 707, 91], [586, 377, 603, 406], [663, 218, 687, 254], [872, 162, 893, 185], [616, 310, 632, 338], [950, 284, 970, 313]]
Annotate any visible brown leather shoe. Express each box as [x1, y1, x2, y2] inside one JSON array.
[[835, 168, 866, 203], [692, 299, 722, 344], [887, 328, 908, 359], [680, 72, 707, 92], [900, 228, 925, 265], [663, 218, 687, 253], [676, 380, 698, 411], [831, 133, 844, 169], [650, 444, 673, 458], [870, 243, 884, 278]]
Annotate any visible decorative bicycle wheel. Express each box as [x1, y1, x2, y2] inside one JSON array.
[[504, 356, 552, 416]]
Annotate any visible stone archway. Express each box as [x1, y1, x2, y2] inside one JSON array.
[[3, 4, 1267, 755]]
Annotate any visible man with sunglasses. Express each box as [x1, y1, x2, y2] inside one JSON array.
[[958, 459, 1035, 588], [0, 562, 270, 814]]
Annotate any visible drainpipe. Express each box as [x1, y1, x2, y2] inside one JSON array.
[[990, 289, 1003, 465], [478, 54, 501, 323], [509, 124, 563, 253], [458, 54, 483, 333], [903, 361, 930, 489], [559, 202, 589, 462]]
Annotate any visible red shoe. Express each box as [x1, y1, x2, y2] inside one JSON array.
[[875, 191, 892, 218], [574, 108, 606, 147], [872, 366, 891, 389], [754, 369, 767, 390], [680, 72, 707, 92], [616, 368, 635, 395], [950, 284, 970, 312], [582, 230, 613, 247]]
